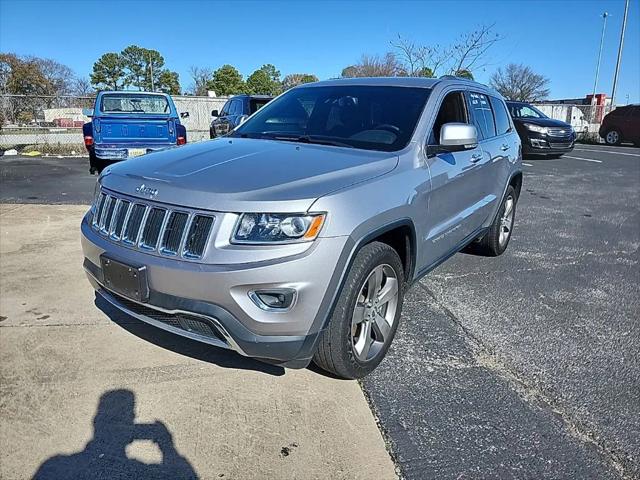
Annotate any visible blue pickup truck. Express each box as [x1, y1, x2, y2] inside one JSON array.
[[83, 91, 188, 174]]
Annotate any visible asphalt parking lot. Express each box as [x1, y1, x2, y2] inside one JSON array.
[[1, 143, 638, 479]]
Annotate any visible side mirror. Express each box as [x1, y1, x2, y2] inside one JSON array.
[[82, 108, 93, 117], [211, 109, 219, 117], [237, 114, 249, 125], [439, 123, 478, 151], [180, 111, 189, 119]]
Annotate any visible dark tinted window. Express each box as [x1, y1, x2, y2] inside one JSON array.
[[490, 96, 512, 135], [429, 91, 468, 145], [250, 98, 271, 113], [220, 100, 232, 116], [468, 92, 496, 140], [229, 100, 242, 116], [507, 102, 547, 119], [234, 85, 431, 152]]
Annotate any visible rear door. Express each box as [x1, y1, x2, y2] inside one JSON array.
[[621, 106, 640, 142], [465, 91, 508, 225]]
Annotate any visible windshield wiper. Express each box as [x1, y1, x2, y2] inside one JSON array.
[[261, 133, 354, 149]]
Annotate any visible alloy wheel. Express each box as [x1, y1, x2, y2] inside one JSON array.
[[350, 264, 399, 362], [606, 130, 620, 144], [499, 194, 515, 247]]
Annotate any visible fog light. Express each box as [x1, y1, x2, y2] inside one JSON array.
[[530, 138, 548, 148], [250, 289, 296, 311]]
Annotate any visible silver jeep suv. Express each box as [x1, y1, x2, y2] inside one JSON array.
[[81, 77, 521, 379]]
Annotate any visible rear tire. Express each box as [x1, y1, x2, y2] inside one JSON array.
[[89, 153, 112, 175], [313, 242, 404, 379], [605, 129, 622, 145], [475, 185, 517, 257]]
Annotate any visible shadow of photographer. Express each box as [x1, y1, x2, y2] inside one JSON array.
[[33, 389, 198, 479]]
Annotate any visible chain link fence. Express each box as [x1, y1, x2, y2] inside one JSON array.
[[0, 94, 230, 151]]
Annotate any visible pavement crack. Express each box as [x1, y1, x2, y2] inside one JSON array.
[[415, 282, 634, 480]]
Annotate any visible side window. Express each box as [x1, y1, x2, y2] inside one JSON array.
[[220, 100, 232, 116], [234, 99, 244, 115], [429, 91, 468, 145], [227, 100, 238, 116], [467, 92, 496, 140], [489, 96, 512, 135]]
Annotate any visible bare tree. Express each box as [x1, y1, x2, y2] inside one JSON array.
[[341, 53, 406, 78], [33, 57, 76, 96], [490, 63, 550, 101], [72, 77, 94, 96], [450, 24, 502, 74], [390, 35, 449, 77], [344, 25, 501, 80], [189, 66, 213, 96]]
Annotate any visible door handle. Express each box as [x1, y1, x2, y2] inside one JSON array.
[[470, 153, 483, 163], [500, 144, 510, 151]]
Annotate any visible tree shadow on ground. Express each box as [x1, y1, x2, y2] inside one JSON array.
[[95, 294, 285, 376], [33, 389, 198, 480]]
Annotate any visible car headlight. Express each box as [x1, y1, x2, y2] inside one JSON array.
[[524, 123, 548, 134], [232, 213, 326, 244]]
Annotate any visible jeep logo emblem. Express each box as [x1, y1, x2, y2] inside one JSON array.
[[135, 184, 158, 198]]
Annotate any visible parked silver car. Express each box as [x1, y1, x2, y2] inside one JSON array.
[[81, 77, 522, 379]]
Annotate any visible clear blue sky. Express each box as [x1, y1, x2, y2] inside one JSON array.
[[1, 0, 638, 103]]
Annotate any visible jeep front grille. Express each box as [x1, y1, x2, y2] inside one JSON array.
[[92, 190, 214, 260]]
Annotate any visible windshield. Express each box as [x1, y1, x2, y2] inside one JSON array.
[[507, 102, 547, 119], [232, 85, 431, 152], [100, 94, 170, 114]]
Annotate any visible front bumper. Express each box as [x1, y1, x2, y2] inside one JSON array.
[[522, 132, 575, 156], [94, 143, 176, 161], [81, 212, 349, 366]]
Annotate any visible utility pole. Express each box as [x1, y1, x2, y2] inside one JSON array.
[[611, 0, 629, 106]]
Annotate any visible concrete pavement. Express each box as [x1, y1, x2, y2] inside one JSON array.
[[0, 204, 398, 480]]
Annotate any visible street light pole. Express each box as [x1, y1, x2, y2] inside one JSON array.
[[611, 0, 630, 106], [592, 12, 608, 103]]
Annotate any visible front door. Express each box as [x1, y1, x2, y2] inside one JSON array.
[[422, 90, 487, 268]]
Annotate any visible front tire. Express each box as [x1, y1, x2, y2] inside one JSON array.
[[475, 185, 517, 256], [605, 129, 622, 145], [313, 242, 404, 379]]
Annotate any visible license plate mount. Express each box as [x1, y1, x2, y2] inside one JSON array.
[[100, 255, 149, 302]]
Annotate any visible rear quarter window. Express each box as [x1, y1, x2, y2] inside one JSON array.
[[489, 97, 512, 135]]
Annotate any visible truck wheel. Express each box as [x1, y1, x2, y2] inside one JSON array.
[[90, 153, 110, 175], [89, 152, 98, 174], [313, 242, 404, 379], [475, 185, 517, 257], [605, 129, 622, 145]]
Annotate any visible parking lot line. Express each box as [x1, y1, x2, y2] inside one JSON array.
[[564, 156, 603, 164], [574, 148, 640, 157], [522, 163, 533, 167]]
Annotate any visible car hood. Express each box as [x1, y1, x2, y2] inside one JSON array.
[[513, 117, 571, 128], [100, 138, 399, 212]]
